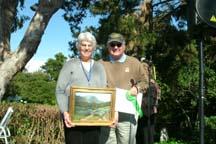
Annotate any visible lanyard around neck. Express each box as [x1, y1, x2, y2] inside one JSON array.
[[80, 59, 92, 82]]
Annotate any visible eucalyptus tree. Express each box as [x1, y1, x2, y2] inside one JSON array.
[[0, 0, 63, 100]]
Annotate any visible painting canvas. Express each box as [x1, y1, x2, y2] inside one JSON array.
[[69, 86, 116, 126]]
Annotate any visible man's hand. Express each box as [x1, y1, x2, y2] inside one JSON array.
[[110, 111, 118, 128], [129, 86, 139, 96]]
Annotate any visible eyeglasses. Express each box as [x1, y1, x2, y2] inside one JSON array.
[[81, 44, 92, 47], [109, 42, 122, 47]]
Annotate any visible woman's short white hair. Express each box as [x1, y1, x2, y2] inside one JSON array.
[[76, 32, 97, 50]]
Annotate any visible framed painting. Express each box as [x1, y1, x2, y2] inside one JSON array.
[[69, 86, 116, 126]]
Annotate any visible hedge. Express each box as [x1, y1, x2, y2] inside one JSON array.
[[0, 102, 64, 144]]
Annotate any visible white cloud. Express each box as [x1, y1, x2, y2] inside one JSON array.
[[25, 59, 46, 72]]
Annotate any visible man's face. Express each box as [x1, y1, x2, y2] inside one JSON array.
[[108, 41, 125, 60], [79, 40, 93, 62]]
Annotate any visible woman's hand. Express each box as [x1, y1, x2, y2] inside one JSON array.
[[63, 111, 75, 128]]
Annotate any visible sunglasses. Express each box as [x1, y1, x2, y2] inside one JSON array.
[[109, 42, 122, 47]]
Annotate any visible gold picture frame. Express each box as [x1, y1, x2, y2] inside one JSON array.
[[69, 86, 116, 126]]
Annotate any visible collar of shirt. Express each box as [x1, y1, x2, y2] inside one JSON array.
[[109, 53, 126, 63]]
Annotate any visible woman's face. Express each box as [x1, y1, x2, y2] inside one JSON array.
[[79, 40, 94, 62]]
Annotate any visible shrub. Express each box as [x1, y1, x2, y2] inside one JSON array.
[[0, 102, 64, 144]]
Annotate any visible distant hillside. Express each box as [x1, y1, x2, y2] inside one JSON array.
[[76, 95, 102, 104]]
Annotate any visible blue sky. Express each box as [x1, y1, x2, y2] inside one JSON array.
[[11, 1, 99, 72]]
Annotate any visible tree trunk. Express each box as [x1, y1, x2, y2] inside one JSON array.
[[0, 0, 63, 100]]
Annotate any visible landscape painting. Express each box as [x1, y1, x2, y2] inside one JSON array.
[[69, 86, 116, 126]]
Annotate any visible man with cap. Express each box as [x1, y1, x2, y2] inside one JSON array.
[[99, 33, 149, 144]]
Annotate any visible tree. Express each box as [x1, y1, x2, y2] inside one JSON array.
[[41, 52, 67, 81], [80, 1, 216, 142], [0, 0, 63, 100], [4, 53, 67, 105], [5, 71, 57, 105]]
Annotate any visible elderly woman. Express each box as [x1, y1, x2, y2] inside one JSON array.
[[55, 32, 107, 144]]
